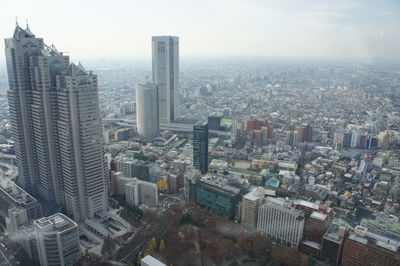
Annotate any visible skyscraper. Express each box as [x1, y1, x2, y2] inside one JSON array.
[[136, 82, 159, 139], [193, 122, 208, 174], [152, 36, 179, 124], [5, 25, 68, 203], [55, 63, 108, 221], [5, 25, 108, 221]]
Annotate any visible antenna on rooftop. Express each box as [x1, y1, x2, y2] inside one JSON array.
[[26, 18, 29, 28], [15, 16, 18, 26]]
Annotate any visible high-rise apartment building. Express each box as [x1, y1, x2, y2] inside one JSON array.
[[34, 213, 81, 266], [5, 26, 108, 221], [152, 36, 179, 124], [114, 156, 151, 181], [193, 122, 209, 174], [257, 197, 305, 247], [136, 82, 159, 139], [125, 178, 158, 207]]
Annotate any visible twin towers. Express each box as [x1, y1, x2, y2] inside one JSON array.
[[136, 36, 179, 140], [4, 24, 178, 222]]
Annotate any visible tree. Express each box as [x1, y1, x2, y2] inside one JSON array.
[[236, 236, 246, 248], [151, 237, 158, 250], [159, 239, 166, 252]]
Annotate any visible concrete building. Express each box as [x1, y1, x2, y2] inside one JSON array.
[[34, 213, 81, 266], [193, 122, 209, 174], [183, 167, 201, 202], [125, 178, 158, 207], [115, 156, 151, 181], [241, 188, 264, 228], [257, 197, 305, 247], [4, 26, 108, 221], [0, 177, 42, 222], [195, 173, 241, 220], [361, 216, 400, 241], [5, 206, 28, 238], [320, 222, 347, 265], [342, 225, 400, 266], [152, 36, 179, 124], [116, 176, 132, 196], [136, 82, 159, 139], [141, 255, 167, 266]]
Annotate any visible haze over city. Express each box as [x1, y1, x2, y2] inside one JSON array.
[[0, 0, 400, 61]]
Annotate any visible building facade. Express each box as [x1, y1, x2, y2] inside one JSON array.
[[257, 197, 305, 247], [152, 36, 179, 124], [34, 213, 81, 266], [195, 174, 241, 220], [241, 188, 264, 228], [136, 82, 159, 139], [342, 226, 400, 266], [4, 26, 108, 221], [193, 122, 209, 174], [125, 178, 158, 207], [115, 156, 151, 181]]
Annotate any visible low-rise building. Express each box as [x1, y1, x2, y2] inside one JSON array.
[[195, 173, 242, 220], [342, 226, 400, 266]]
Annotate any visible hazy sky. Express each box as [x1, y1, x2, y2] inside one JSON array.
[[1, 0, 399, 61]]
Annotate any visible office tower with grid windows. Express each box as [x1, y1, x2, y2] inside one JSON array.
[[152, 36, 179, 124]]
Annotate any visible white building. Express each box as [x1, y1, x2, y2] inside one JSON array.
[[152, 36, 179, 124], [125, 178, 158, 207], [257, 197, 305, 247], [136, 82, 159, 139], [141, 255, 166, 266], [125, 179, 140, 206], [34, 213, 80, 266], [6, 206, 28, 238]]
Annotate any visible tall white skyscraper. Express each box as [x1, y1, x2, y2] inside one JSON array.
[[34, 213, 81, 266], [136, 82, 159, 139], [152, 36, 179, 124], [5, 25, 108, 221]]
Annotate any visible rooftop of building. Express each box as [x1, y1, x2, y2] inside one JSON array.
[[261, 197, 304, 218], [34, 213, 76, 233], [323, 221, 348, 244], [361, 215, 400, 232], [0, 177, 37, 205], [348, 226, 400, 254], [141, 255, 167, 266], [198, 173, 241, 195], [294, 199, 333, 213], [243, 187, 265, 201], [114, 154, 152, 165], [310, 211, 328, 221]]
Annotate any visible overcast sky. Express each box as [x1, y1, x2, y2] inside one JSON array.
[[0, 0, 399, 62]]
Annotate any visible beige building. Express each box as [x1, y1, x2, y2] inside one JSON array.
[[241, 188, 264, 228]]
